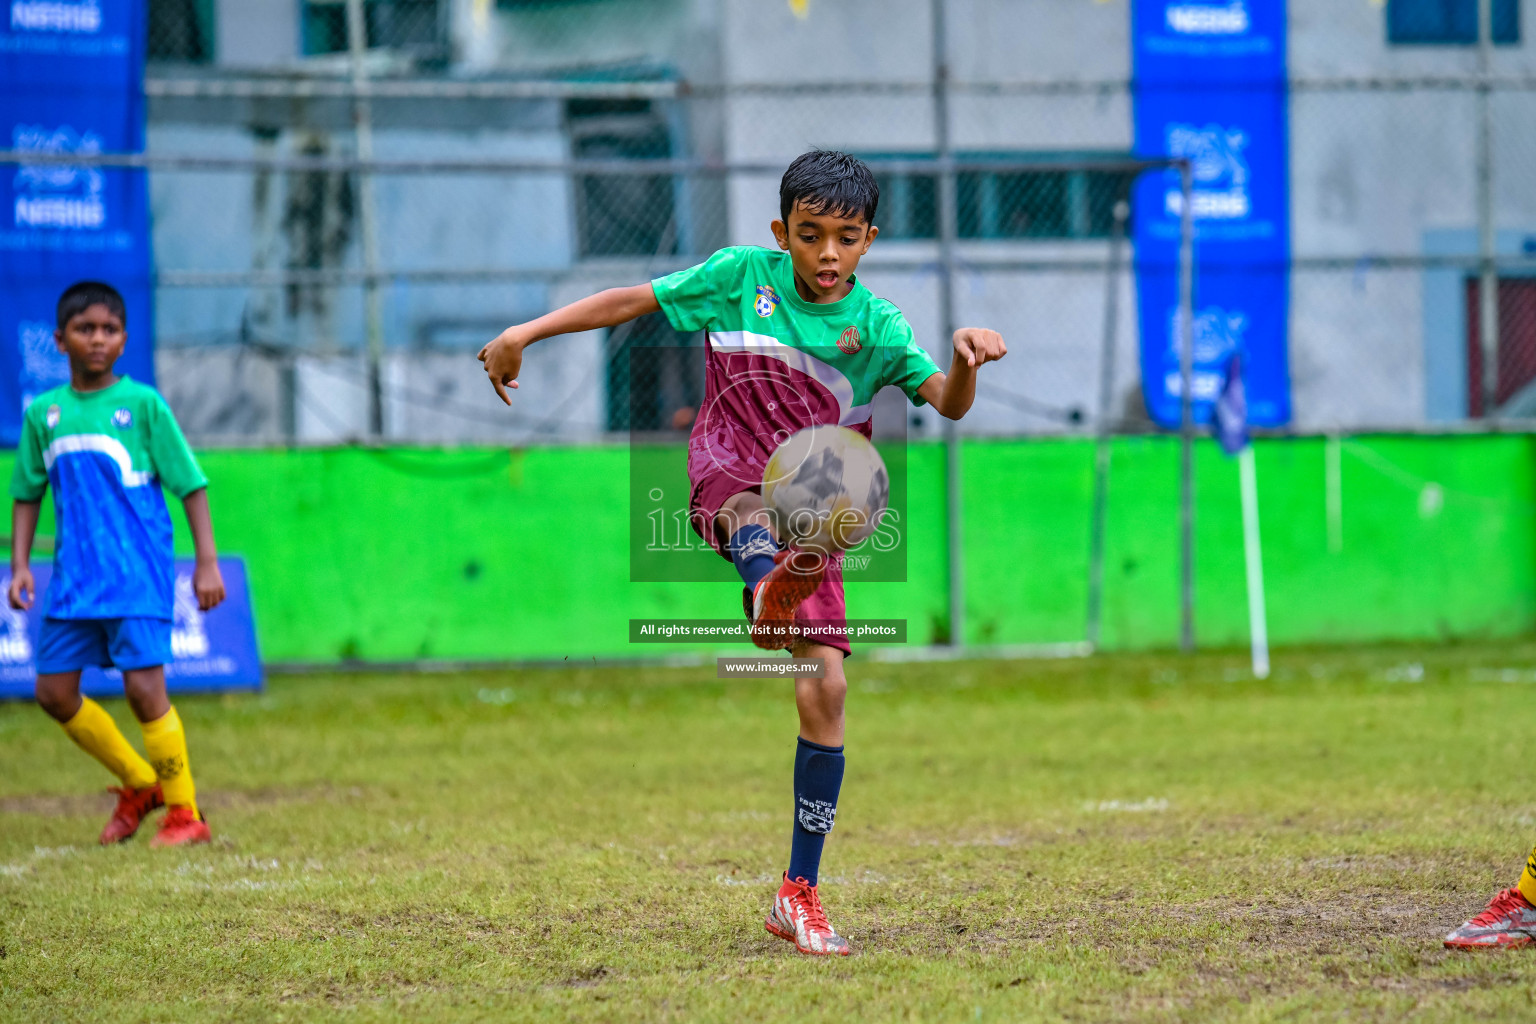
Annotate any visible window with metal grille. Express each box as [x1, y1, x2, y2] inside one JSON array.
[[606, 321, 702, 434], [301, 0, 446, 59], [867, 154, 1137, 241], [567, 99, 679, 259], [1465, 277, 1536, 417], [1388, 0, 1519, 44], [147, 0, 214, 63]]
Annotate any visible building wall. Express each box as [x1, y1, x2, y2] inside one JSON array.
[[1286, 0, 1536, 428], [455, 0, 719, 80], [716, 0, 1134, 438], [148, 93, 573, 441], [213, 0, 296, 68], [712, 0, 1536, 434], [143, 0, 1536, 438]]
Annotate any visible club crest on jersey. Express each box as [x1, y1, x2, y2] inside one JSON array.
[[754, 285, 781, 318], [837, 326, 862, 354], [111, 407, 132, 429], [45, 404, 60, 428]]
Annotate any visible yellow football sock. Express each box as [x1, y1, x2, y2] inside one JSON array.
[[60, 697, 158, 790], [1518, 844, 1536, 906], [139, 706, 199, 816]]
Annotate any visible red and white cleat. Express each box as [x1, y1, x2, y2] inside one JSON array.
[[746, 551, 825, 651], [99, 784, 164, 845], [150, 805, 211, 848], [1445, 887, 1536, 948], [765, 873, 852, 956]]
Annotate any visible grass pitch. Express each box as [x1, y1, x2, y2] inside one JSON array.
[[5, 643, 1536, 1022]]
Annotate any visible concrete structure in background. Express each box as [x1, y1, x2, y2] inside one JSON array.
[[146, 0, 1536, 441], [213, 0, 298, 67]]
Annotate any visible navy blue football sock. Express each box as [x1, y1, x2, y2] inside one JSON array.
[[729, 523, 779, 592], [787, 736, 845, 886]]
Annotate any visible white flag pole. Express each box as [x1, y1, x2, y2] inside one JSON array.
[[1238, 445, 1270, 679]]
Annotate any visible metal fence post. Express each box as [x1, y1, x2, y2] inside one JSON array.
[[1178, 160, 1196, 654], [1477, 0, 1499, 420], [932, 0, 964, 649], [1086, 198, 1130, 651], [346, 0, 386, 438]]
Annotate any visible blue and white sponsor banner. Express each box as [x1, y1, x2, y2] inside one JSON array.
[[0, 557, 264, 699], [1132, 0, 1291, 429], [0, 0, 153, 446]]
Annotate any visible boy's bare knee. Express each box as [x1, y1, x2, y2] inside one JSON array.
[[819, 673, 847, 705], [814, 655, 846, 685], [34, 675, 81, 722], [801, 668, 847, 710], [715, 491, 773, 545], [121, 668, 169, 723], [35, 692, 68, 720]]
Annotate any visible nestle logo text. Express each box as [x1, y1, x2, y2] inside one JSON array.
[[10, 0, 102, 33], [14, 196, 104, 229], [1164, 1, 1248, 35]]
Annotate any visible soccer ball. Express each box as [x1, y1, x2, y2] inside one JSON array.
[[762, 425, 890, 553]]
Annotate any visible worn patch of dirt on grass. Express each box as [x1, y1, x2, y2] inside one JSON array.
[[0, 791, 109, 818], [0, 782, 374, 818]]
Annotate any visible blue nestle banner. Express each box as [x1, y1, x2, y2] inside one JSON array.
[[0, 557, 264, 700], [0, 0, 153, 446], [1132, 0, 1291, 428]]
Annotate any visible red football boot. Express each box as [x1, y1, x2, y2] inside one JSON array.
[[1445, 887, 1536, 948], [98, 784, 164, 845], [765, 874, 851, 956], [150, 805, 211, 848], [747, 551, 825, 651]]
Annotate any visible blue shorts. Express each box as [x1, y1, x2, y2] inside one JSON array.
[[37, 617, 173, 675]]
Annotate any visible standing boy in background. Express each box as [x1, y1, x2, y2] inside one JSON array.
[[479, 151, 1006, 955], [9, 281, 226, 848]]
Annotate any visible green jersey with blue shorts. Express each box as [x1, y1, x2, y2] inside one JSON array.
[[9, 376, 207, 621]]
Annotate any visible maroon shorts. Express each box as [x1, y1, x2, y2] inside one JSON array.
[[690, 472, 851, 657]]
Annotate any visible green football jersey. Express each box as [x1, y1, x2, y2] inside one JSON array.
[[652, 245, 941, 428], [652, 245, 941, 507], [10, 376, 207, 620]]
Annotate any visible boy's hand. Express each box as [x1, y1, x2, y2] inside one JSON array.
[[193, 559, 226, 612], [478, 328, 528, 406], [953, 328, 1007, 369], [8, 567, 33, 611]]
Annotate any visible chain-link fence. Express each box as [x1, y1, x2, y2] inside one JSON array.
[[84, 1, 1536, 444]]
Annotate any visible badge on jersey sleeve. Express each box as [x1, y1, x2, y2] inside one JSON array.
[[755, 285, 781, 318]]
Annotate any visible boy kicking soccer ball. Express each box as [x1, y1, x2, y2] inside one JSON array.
[[9, 281, 226, 848], [479, 151, 1006, 955]]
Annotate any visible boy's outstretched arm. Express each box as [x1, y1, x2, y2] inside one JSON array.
[[182, 488, 226, 611], [8, 500, 39, 610], [478, 283, 661, 405], [917, 327, 1008, 420]]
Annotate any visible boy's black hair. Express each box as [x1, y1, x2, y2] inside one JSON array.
[[779, 150, 879, 227], [56, 280, 126, 330]]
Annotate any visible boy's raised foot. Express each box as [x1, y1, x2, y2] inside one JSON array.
[[765, 873, 851, 956], [150, 805, 211, 848], [99, 784, 164, 844], [747, 552, 824, 651], [1445, 887, 1536, 948]]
